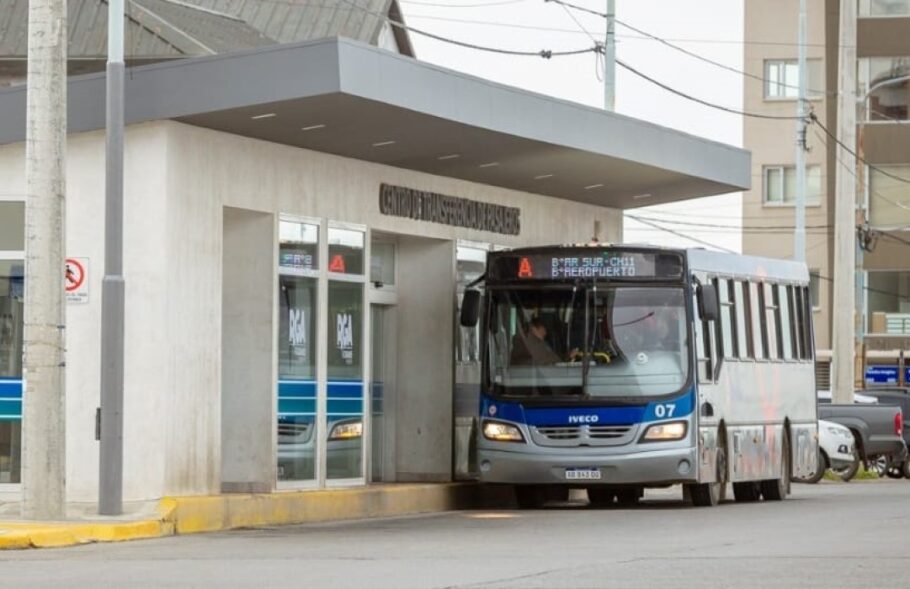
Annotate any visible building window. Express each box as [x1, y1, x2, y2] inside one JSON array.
[[279, 220, 319, 272], [860, 0, 910, 16], [868, 271, 910, 334], [763, 165, 822, 205], [809, 270, 821, 309], [869, 164, 910, 228], [0, 203, 25, 252], [860, 57, 910, 121], [764, 59, 824, 100]]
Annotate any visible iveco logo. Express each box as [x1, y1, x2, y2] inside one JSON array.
[[568, 415, 599, 424]]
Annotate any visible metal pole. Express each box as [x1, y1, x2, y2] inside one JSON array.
[[832, 0, 857, 405], [603, 0, 616, 111], [22, 0, 67, 520], [99, 0, 125, 516], [794, 0, 807, 262]]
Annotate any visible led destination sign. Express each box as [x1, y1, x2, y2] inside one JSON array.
[[489, 250, 684, 281]]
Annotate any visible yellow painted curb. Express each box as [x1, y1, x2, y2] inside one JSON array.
[[0, 482, 497, 550]]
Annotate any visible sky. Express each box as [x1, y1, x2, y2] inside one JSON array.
[[398, 0, 746, 252]]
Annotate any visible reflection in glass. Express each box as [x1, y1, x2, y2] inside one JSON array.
[[279, 221, 319, 271], [0, 261, 23, 483], [277, 275, 317, 482], [327, 281, 364, 479], [328, 228, 364, 275], [370, 242, 396, 286], [861, 57, 910, 121]]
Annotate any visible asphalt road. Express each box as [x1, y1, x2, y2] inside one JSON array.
[[2, 481, 908, 589]]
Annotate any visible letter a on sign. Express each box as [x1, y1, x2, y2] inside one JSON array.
[[518, 257, 533, 278], [329, 254, 346, 273]]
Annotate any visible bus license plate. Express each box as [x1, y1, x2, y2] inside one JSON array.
[[565, 468, 601, 480]]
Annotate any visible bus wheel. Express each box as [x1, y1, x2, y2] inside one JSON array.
[[687, 446, 726, 507], [587, 488, 616, 507], [732, 482, 761, 502], [761, 434, 790, 501]]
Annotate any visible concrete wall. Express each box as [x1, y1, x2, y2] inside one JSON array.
[[0, 119, 625, 501]]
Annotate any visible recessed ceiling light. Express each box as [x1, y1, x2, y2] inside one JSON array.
[[251, 113, 276, 120], [632, 193, 653, 200], [372, 140, 396, 147], [585, 183, 605, 190], [302, 124, 326, 131], [437, 154, 460, 160], [534, 174, 555, 180], [479, 162, 499, 168]]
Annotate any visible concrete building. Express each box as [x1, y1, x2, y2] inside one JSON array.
[[0, 38, 748, 501], [742, 0, 910, 388]]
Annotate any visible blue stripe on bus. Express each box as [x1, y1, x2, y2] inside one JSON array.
[[481, 388, 695, 426]]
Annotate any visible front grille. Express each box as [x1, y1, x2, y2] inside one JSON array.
[[589, 424, 633, 439], [530, 423, 638, 447], [536, 426, 582, 440], [278, 422, 312, 440]]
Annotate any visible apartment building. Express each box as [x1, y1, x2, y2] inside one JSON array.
[[743, 0, 910, 388]]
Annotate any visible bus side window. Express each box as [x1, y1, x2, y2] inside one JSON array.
[[750, 282, 766, 360], [694, 289, 715, 383], [776, 284, 793, 360], [800, 286, 813, 360], [734, 281, 752, 359], [790, 286, 805, 360], [717, 278, 736, 359], [764, 283, 780, 360]]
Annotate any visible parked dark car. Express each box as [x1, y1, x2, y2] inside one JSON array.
[[858, 387, 910, 478], [817, 393, 907, 480]]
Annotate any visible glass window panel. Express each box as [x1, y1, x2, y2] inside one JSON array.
[[809, 270, 821, 308], [0, 203, 25, 251], [750, 283, 766, 359], [735, 281, 751, 359], [279, 220, 319, 271], [764, 59, 823, 99], [327, 280, 363, 479], [0, 260, 23, 484], [777, 285, 794, 360], [328, 227, 364, 275], [783, 167, 798, 203], [719, 279, 737, 358], [765, 168, 783, 203], [862, 57, 910, 121], [800, 286, 814, 360], [370, 241, 396, 286], [456, 247, 487, 365], [277, 275, 318, 482], [863, 0, 910, 15], [870, 165, 910, 228], [765, 283, 781, 360]]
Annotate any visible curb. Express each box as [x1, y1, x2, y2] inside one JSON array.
[[0, 482, 501, 550]]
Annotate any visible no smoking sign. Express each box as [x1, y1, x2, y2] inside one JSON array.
[[65, 257, 89, 304]]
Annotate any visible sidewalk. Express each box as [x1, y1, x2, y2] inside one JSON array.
[[0, 483, 507, 550]]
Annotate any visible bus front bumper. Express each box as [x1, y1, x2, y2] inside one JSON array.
[[477, 446, 699, 486]]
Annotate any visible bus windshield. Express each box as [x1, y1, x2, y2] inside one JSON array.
[[488, 286, 689, 399]]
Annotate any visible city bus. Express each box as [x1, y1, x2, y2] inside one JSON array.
[[459, 244, 818, 507]]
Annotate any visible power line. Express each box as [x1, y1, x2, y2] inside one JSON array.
[[402, 0, 526, 6], [809, 112, 910, 186], [626, 215, 736, 252], [630, 215, 831, 231], [334, 0, 600, 58], [614, 57, 807, 120]]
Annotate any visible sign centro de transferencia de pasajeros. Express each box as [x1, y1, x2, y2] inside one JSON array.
[[379, 183, 521, 236]]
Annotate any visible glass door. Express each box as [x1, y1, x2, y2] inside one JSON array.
[[370, 304, 396, 482]]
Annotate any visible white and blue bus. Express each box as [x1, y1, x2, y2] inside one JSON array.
[[460, 244, 818, 507]]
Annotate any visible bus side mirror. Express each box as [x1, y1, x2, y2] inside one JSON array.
[[697, 283, 719, 322], [461, 289, 481, 327]]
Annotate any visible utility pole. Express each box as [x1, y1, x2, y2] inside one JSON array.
[[794, 0, 808, 262], [832, 0, 857, 404], [99, 0, 126, 516], [603, 0, 616, 111], [22, 0, 67, 520]]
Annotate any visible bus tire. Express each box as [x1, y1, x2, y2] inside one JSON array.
[[732, 482, 761, 502], [587, 487, 616, 507], [903, 460, 910, 480], [800, 448, 827, 485], [687, 445, 726, 507], [760, 433, 790, 501]]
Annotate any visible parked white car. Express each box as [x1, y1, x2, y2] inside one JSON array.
[[799, 419, 858, 484]]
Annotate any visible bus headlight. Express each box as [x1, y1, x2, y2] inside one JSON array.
[[482, 420, 525, 443], [641, 421, 688, 442], [328, 420, 363, 440]]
